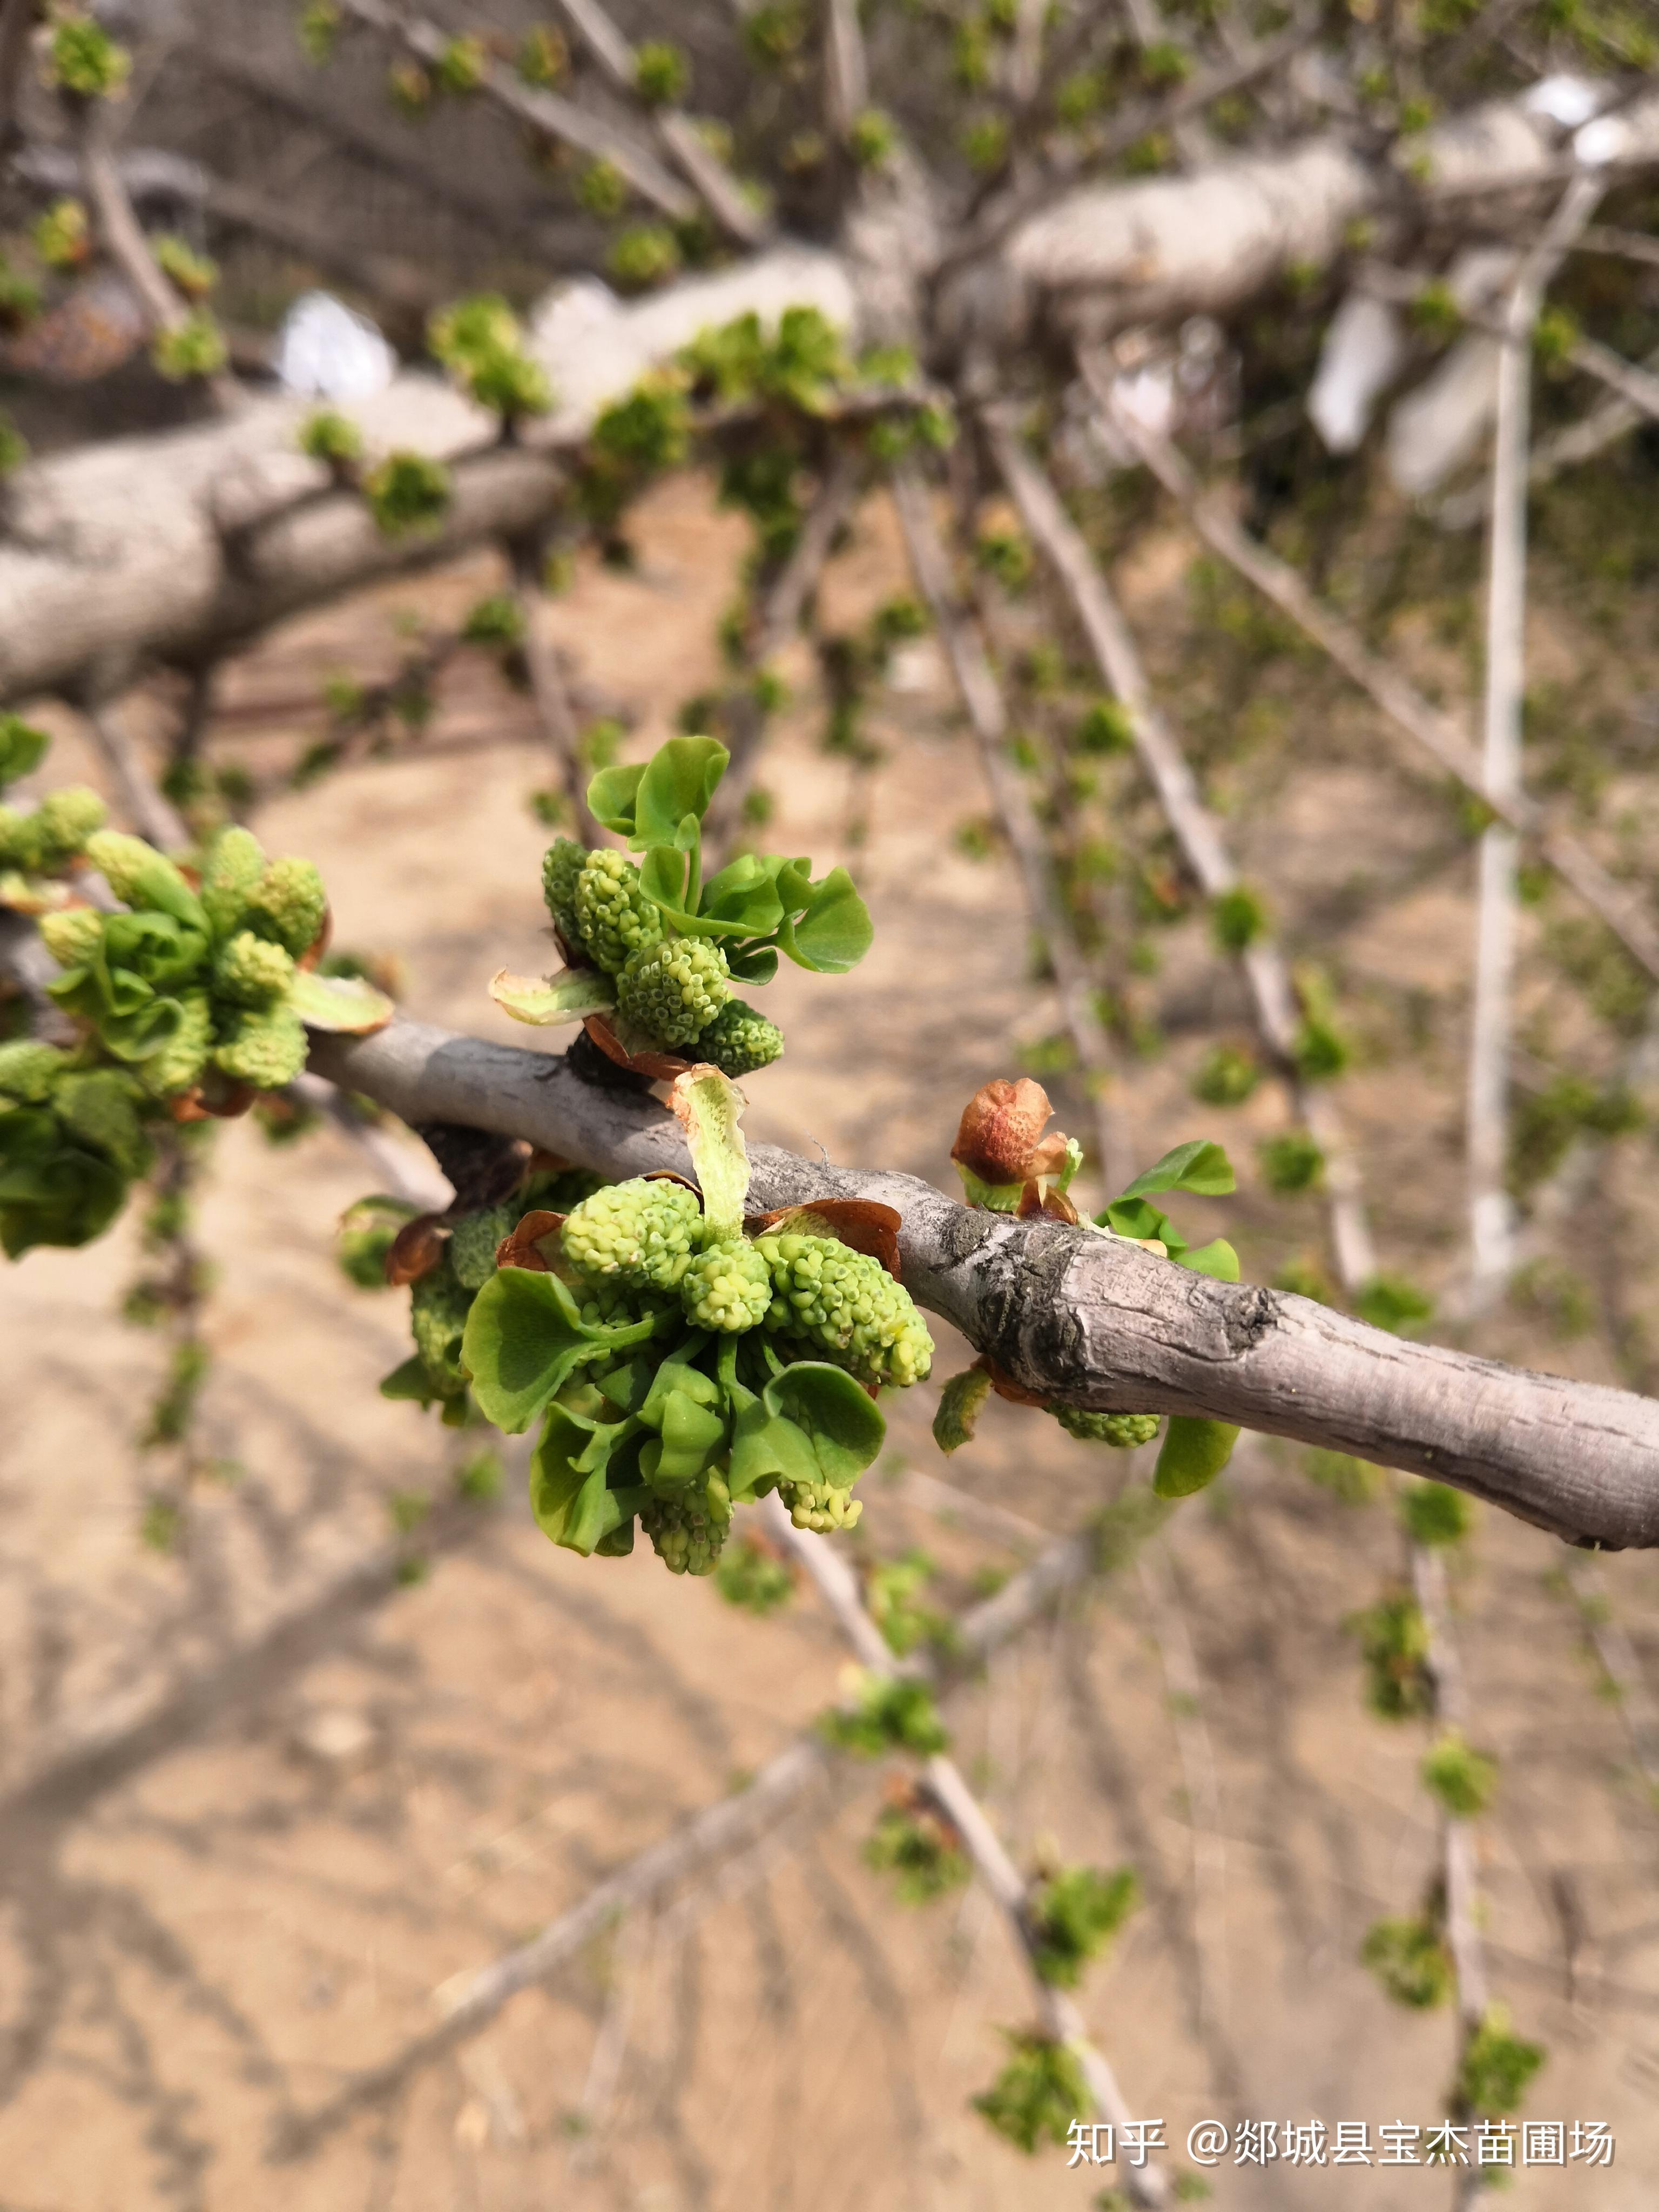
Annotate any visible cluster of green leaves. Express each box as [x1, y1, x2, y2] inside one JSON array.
[[429, 295, 551, 423], [821, 1672, 949, 1757], [1456, 2007, 1546, 2119], [501, 735, 871, 1061], [1024, 1864, 1138, 1990], [382, 1064, 930, 1573], [153, 311, 228, 384], [972, 2031, 1087, 2154], [582, 305, 941, 539], [863, 1797, 970, 1904], [363, 451, 452, 538], [1350, 1592, 1433, 1720], [458, 1207, 926, 1573], [38, 825, 386, 1108], [46, 12, 132, 100], [0, 715, 104, 907], [1362, 1913, 1454, 2010], [714, 1532, 795, 1614], [0, 1038, 152, 1257], [1420, 1730, 1499, 1820], [865, 1548, 955, 1657]]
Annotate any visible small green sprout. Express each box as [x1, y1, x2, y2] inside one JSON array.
[[633, 39, 689, 105], [152, 311, 228, 383], [363, 451, 452, 538]]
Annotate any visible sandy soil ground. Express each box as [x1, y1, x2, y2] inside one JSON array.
[[2, 475, 1657, 2212]]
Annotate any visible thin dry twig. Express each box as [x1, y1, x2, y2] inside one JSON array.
[[336, 0, 697, 223], [892, 464, 1130, 1195], [703, 446, 865, 857], [824, 0, 869, 139], [82, 701, 190, 849], [1136, 1541, 1229, 2047], [508, 544, 607, 848], [989, 416, 1377, 1292], [1092, 372, 1659, 986], [553, 0, 767, 245], [1467, 179, 1602, 1311], [760, 1492, 1169, 2208]]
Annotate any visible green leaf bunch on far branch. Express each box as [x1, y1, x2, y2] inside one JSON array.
[[428, 294, 551, 425], [973, 2030, 1088, 2154], [937, 1077, 1240, 1497], [46, 11, 132, 100], [3, 754, 391, 1259], [864, 1788, 970, 1904], [1024, 1863, 1139, 1989]]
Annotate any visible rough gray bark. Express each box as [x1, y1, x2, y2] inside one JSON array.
[[307, 1018, 1659, 1550], [957, 90, 1659, 355]]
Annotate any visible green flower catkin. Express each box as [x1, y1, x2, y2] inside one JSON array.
[[1053, 1407, 1162, 1448], [679, 1237, 773, 1331], [541, 837, 586, 945], [696, 997, 784, 1076], [571, 848, 663, 974], [755, 1231, 934, 1390], [616, 936, 731, 1048], [561, 1176, 705, 1291]]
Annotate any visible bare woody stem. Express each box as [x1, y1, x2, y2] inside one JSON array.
[[759, 1492, 1168, 2207], [986, 417, 1378, 1292], [306, 1016, 1659, 1549], [505, 541, 607, 848], [1087, 366, 1659, 988], [891, 464, 1131, 1196], [1467, 180, 1602, 1311]]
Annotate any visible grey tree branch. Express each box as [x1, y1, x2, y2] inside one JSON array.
[[1092, 369, 1659, 987], [760, 1492, 1168, 2206], [892, 466, 1130, 1193], [825, 0, 869, 139], [1467, 179, 1602, 1311], [306, 1015, 1659, 1547], [702, 445, 865, 857], [988, 414, 1378, 1293], [335, 0, 698, 224], [552, 0, 768, 245]]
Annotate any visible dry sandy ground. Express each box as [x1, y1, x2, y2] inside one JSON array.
[[2, 477, 1657, 2212]]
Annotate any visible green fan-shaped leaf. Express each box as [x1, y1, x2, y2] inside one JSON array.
[[531, 1403, 650, 1553], [1178, 1237, 1239, 1283], [765, 1361, 886, 1483], [1116, 1139, 1235, 1202], [777, 866, 872, 974], [631, 735, 728, 849], [461, 1266, 599, 1433], [586, 761, 644, 836]]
